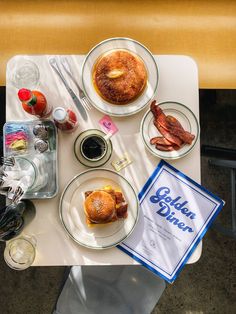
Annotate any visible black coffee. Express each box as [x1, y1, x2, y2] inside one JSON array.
[[81, 136, 106, 160]]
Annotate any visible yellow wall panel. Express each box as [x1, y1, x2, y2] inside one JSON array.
[[0, 0, 235, 88]]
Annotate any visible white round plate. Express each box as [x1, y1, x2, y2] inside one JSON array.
[[141, 101, 200, 160], [82, 37, 158, 117], [59, 168, 139, 249]]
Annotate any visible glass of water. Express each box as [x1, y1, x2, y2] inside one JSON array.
[[10, 59, 40, 89], [4, 235, 36, 270]]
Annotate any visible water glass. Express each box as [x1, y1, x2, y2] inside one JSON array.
[[10, 59, 40, 89], [4, 235, 36, 270]]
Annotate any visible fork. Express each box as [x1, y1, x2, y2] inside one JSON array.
[[60, 56, 92, 111], [0, 169, 8, 187], [49, 57, 88, 121], [11, 186, 24, 204], [0, 186, 13, 198], [0, 175, 7, 187], [1, 156, 15, 167]]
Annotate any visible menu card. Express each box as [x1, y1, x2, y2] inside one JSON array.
[[118, 160, 224, 283]]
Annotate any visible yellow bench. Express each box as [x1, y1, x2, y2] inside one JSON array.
[[0, 0, 235, 88]]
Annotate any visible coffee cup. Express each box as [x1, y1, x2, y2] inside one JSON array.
[[74, 129, 113, 167]]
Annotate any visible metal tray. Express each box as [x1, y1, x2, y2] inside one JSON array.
[[3, 119, 58, 199]]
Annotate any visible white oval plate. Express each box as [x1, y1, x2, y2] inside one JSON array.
[[141, 101, 200, 160], [82, 37, 158, 117], [59, 168, 139, 249]]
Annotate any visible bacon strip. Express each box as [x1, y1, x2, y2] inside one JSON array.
[[150, 136, 173, 146], [151, 101, 169, 132], [166, 116, 195, 144], [115, 191, 125, 204], [150, 101, 195, 149], [155, 144, 180, 151], [154, 121, 183, 147], [116, 204, 128, 218]]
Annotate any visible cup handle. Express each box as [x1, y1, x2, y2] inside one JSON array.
[[103, 131, 113, 142]]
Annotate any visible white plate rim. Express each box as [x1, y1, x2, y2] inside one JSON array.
[[81, 37, 159, 117], [140, 101, 200, 160], [59, 168, 140, 249]]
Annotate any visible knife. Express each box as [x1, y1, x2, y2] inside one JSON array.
[[49, 57, 88, 121]]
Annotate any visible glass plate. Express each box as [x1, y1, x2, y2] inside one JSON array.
[[141, 101, 200, 160], [82, 37, 158, 117], [59, 168, 139, 249]]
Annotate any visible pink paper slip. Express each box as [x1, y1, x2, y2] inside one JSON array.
[[99, 115, 118, 135]]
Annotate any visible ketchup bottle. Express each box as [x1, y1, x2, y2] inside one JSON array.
[[18, 88, 52, 118], [52, 107, 78, 132]]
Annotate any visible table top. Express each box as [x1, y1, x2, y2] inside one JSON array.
[[6, 54, 202, 266]]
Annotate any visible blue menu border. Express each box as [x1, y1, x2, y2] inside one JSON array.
[[118, 160, 224, 283]]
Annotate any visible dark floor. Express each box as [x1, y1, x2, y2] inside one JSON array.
[[0, 89, 236, 314]]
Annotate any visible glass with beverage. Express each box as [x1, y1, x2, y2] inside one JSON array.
[[4, 235, 36, 270]]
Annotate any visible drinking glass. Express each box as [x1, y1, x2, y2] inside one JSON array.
[[4, 235, 36, 270], [10, 59, 40, 89]]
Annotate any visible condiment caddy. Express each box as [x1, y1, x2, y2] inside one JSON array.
[[3, 119, 58, 199]]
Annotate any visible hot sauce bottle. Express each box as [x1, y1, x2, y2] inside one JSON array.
[[52, 107, 78, 132], [18, 88, 52, 118]]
